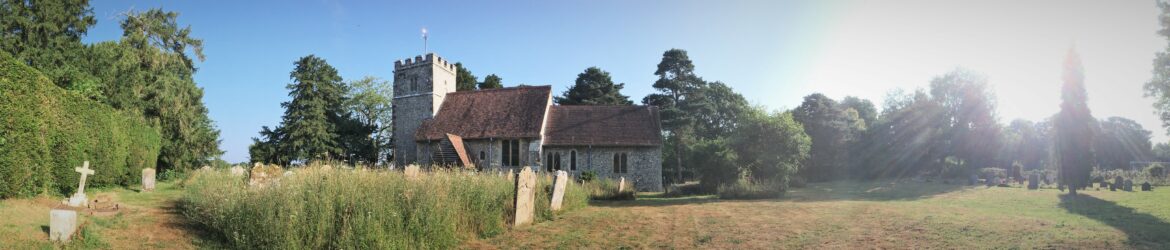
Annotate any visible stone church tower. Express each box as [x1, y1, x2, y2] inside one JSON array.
[[392, 53, 457, 166]]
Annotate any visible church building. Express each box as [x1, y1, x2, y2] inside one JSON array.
[[392, 53, 663, 191]]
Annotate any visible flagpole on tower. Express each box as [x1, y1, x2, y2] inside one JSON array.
[[421, 27, 428, 55]]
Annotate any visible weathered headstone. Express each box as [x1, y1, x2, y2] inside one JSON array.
[[550, 170, 569, 211], [1027, 174, 1039, 190], [1141, 182, 1152, 191], [230, 166, 245, 176], [618, 177, 627, 193], [68, 161, 95, 207], [141, 168, 156, 192], [49, 209, 79, 242], [513, 167, 537, 227], [1110, 182, 1118, 191], [1100, 180, 1109, 188], [249, 164, 283, 188], [200, 165, 211, 171], [1124, 179, 1134, 192], [404, 165, 421, 179]]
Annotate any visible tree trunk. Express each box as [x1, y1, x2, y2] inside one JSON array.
[[675, 134, 683, 184], [1069, 183, 1078, 195]]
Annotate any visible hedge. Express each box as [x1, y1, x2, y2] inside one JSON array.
[[0, 52, 161, 198]]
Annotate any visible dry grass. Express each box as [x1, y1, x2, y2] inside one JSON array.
[[475, 180, 1170, 249]]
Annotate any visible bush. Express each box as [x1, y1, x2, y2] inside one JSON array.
[[978, 167, 1006, 180], [1149, 164, 1166, 178], [181, 168, 587, 249], [579, 170, 597, 182], [0, 52, 160, 198], [717, 179, 784, 200]]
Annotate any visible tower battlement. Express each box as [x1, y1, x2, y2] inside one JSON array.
[[394, 53, 456, 72]]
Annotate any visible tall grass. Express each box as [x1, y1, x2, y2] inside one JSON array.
[[180, 167, 587, 249]]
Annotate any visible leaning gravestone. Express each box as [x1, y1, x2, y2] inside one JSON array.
[[49, 208, 79, 242], [142, 168, 156, 192], [618, 177, 627, 193], [67, 161, 95, 207], [513, 167, 537, 227], [1142, 182, 1152, 191], [550, 170, 569, 211], [404, 165, 421, 179], [1027, 174, 1039, 190], [1124, 179, 1134, 192]]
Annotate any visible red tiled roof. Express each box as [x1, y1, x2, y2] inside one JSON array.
[[415, 86, 552, 141], [544, 105, 662, 147]]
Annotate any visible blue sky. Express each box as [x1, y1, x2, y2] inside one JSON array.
[[82, 1, 1166, 163]]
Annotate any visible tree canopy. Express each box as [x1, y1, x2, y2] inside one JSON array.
[[1056, 48, 1095, 195], [479, 74, 503, 89], [554, 67, 632, 105], [454, 62, 478, 91]]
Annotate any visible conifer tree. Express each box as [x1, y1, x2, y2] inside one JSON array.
[[1056, 48, 1094, 195], [555, 67, 632, 105]]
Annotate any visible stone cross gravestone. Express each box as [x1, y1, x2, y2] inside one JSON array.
[[618, 177, 627, 193], [404, 165, 421, 179], [550, 170, 569, 211], [142, 168, 156, 192], [1027, 174, 1039, 190], [68, 161, 95, 207], [49, 209, 79, 242], [1142, 182, 1152, 191], [513, 167, 537, 227], [1124, 179, 1134, 192]]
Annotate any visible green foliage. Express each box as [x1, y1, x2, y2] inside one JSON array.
[[579, 170, 597, 182], [792, 93, 857, 181], [731, 107, 810, 184], [273, 55, 349, 163], [585, 178, 636, 200], [1056, 49, 1095, 194], [692, 139, 739, 192], [454, 62, 478, 91], [978, 167, 1006, 180], [0, 52, 160, 198], [182, 168, 587, 249], [840, 96, 877, 129], [1149, 164, 1166, 179], [1144, 0, 1170, 134], [343, 76, 391, 165], [0, 0, 97, 92], [1094, 116, 1153, 170], [479, 74, 503, 89], [554, 67, 633, 105]]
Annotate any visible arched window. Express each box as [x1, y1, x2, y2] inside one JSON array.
[[554, 153, 562, 171], [613, 153, 621, 173], [570, 151, 577, 171], [479, 151, 485, 161], [620, 153, 629, 174]]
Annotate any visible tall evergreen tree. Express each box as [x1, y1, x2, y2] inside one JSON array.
[[1056, 48, 1094, 195], [280, 55, 348, 162], [0, 0, 98, 94], [643, 49, 709, 183], [554, 67, 632, 105], [479, 74, 503, 89], [454, 62, 478, 91]]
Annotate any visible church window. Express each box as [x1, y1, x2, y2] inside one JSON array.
[[546, 153, 554, 172], [613, 153, 621, 173], [501, 139, 520, 167], [620, 153, 628, 174], [570, 151, 577, 171], [554, 153, 562, 171], [479, 151, 485, 161]]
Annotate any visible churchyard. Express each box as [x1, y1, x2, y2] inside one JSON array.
[[1, 163, 1167, 249]]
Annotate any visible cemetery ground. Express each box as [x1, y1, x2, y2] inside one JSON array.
[[2, 179, 1168, 249]]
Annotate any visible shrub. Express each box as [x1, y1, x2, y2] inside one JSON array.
[[717, 179, 784, 200], [181, 168, 587, 249], [579, 170, 597, 182], [978, 167, 1006, 180], [1149, 164, 1166, 178], [0, 52, 160, 198]]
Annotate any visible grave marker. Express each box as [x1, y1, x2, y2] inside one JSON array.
[[1124, 179, 1134, 192], [230, 166, 245, 176], [1027, 174, 1039, 190], [618, 177, 627, 193], [513, 167, 536, 227], [550, 170, 569, 211], [67, 161, 95, 207], [142, 168, 156, 192], [404, 165, 421, 179], [49, 209, 78, 242], [1141, 182, 1152, 191]]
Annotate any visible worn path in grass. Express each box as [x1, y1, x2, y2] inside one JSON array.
[[0, 182, 218, 249], [475, 181, 1170, 249]]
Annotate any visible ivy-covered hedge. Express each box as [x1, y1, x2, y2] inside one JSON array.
[[0, 52, 161, 198]]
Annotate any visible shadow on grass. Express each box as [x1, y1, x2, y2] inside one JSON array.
[[781, 179, 970, 202], [1059, 194, 1170, 248]]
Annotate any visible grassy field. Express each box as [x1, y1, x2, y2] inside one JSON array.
[[474, 181, 1170, 249], [2, 179, 1168, 249]]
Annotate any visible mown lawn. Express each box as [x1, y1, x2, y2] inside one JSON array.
[[475, 181, 1170, 249]]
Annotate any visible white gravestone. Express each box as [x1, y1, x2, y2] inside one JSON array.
[[550, 170, 569, 211], [513, 167, 537, 227], [141, 168, 156, 192], [404, 165, 421, 179], [67, 161, 94, 207], [49, 209, 79, 242], [230, 166, 246, 176], [618, 177, 626, 193]]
